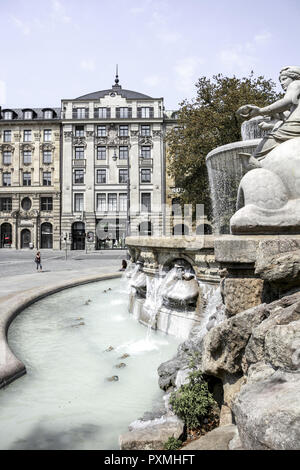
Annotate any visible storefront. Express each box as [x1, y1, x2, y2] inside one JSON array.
[[95, 218, 126, 250]]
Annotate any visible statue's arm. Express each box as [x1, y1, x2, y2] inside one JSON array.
[[237, 81, 300, 119], [259, 81, 300, 116]]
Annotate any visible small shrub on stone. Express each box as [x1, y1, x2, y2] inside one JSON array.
[[163, 436, 182, 450], [169, 370, 215, 431]]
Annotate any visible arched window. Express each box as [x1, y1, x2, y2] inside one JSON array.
[[172, 224, 189, 236]]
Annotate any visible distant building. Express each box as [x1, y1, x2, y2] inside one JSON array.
[[61, 75, 174, 250], [0, 107, 61, 249]]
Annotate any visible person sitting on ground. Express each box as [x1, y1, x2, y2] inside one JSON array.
[[119, 259, 127, 271]]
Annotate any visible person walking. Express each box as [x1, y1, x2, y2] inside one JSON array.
[[35, 251, 42, 272]]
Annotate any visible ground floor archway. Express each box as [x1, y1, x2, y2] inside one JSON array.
[[41, 223, 53, 249], [0, 223, 12, 247], [72, 222, 85, 250], [21, 229, 31, 248]]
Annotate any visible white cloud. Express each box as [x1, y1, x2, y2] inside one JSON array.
[[10, 16, 31, 35], [174, 56, 204, 94], [254, 31, 272, 45], [157, 31, 182, 45], [51, 0, 71, 24], [0, 81, 7, 105], [218, 31, 272, 74], [80, 59, 96, 72]]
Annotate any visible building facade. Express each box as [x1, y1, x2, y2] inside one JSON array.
[[61, 78, 171, 250], [0, 107, 61, 249]]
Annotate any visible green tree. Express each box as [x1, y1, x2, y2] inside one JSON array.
[[166, 72, 283, 217]]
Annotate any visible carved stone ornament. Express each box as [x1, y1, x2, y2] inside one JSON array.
[[138, 136, 153, 147], [34, 132, 41, 141], [73, 137, 87, 148], [0, 144, 15, 153], [153, 130, 162, 138], [40, 143, 55, 152], [86, 131, 94, 140], [13, 133, 21, 141], [20, 143, 35, 152], [130, 130, 139, 137], [64, 131, 73, 141], [95, 137, 107, 146]]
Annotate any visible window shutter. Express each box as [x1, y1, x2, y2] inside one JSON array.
[[116, 108, 120, 118], [85, 107, 89, 118], [150, 107, 154, 118], [107, 107, 111, 118], [137, 107, 141, 118], [128, 108, 132, 118]]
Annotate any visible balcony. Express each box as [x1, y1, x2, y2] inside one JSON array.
[[72, 159, 86, 167], [139, 157, 153, 167]]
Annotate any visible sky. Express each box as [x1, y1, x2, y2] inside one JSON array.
[[0, 0, 299, 110]]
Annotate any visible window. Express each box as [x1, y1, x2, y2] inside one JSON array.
[[141, 193, 151, 212], [43, 110, 53, 119], [23, 151, 32, 164], [23, 172, 31, 186], [21, 197, 32, 211], [0, 197, 12, 211], [116, 107, 131, 118], [96, 193, 106, 211], [97, 125, 106, 137], [40, 197, 53, 211], [3, 130, 11, 142], [97, 108, 110, 119], [119, 193, 127, 211], [96, 169, 107, 184], [97, 146, 106, 160], [44, 129, 51, 141], [75, 125, 84, 137], [3, 151, 12, 165], [108, 193, 117, 211], [43, 172, 51, 186], [141, 169, 151, 183], [3, 173, 11, 186], [3, 111, 13, 120], [43, 150, 52, 164], [141, 125, 150, 136], [24, 130, 31, 142], [119, 169, 128, 183], [138, 107, 154, 118], [75, 147, 84, 159], [74, 193, 84, 211], [23, 110, 33, 119], [119, 146, 128, 160], [119, 125, 128, 137], [74, 169, 84, 184], [75, 108, 86, 119], [141, 145, 151, 159]]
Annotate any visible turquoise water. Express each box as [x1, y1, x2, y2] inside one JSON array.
[[0, 277, 180, 450]]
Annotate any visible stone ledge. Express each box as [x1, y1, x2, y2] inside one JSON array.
[[0, 271, 121, 389], [214, 235, 300, 264]]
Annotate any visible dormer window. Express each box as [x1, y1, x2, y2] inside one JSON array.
[[43, 110, 53, 119], [23, 110, 33, 119], [3, 111, 13, 120]]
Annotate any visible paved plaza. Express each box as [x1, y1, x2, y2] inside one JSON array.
[[0, 248, 127, 299]]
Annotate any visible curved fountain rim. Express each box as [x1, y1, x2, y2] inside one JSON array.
[[206, 138, 261, 161], [0, 271, 122, 389]]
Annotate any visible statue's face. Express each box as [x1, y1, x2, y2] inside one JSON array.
[[279, 73, 293, 91]]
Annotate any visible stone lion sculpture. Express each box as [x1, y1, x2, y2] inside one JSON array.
[[231, 66, 300, 234]]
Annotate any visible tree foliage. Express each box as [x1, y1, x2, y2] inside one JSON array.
[[166, 72, 283, 216]]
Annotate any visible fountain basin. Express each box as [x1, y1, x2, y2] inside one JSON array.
[[0, 278, 180, 450]]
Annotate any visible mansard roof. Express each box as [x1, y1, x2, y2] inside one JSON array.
[[0, 107, 61, 120], [75, 85, 154, 101]]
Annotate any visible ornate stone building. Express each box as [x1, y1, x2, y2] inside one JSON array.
[[0, 107, 61, 249], [61, 77, 174, 250]]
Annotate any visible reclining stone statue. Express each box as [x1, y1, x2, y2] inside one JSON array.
[[230, 66, 300, 234]]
